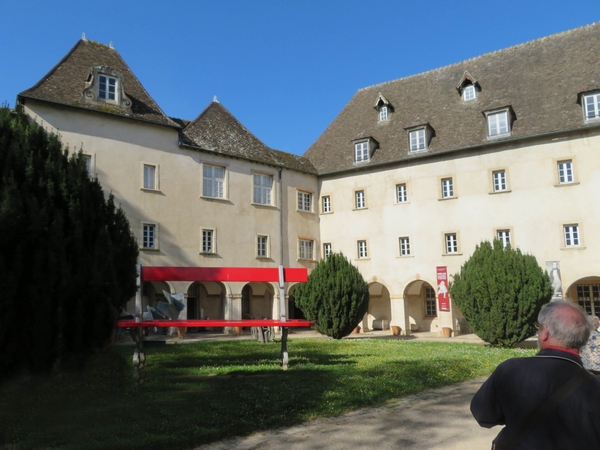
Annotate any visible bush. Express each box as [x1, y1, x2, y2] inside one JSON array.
[[294, 252, 369, 339], [0, 109, 139, 377], [449, 240, 553, 347]]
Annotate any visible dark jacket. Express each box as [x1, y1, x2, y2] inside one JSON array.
[[471, 347, 600, 449]]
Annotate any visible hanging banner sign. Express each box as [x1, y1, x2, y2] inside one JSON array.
[[436, 266, 450, 311]]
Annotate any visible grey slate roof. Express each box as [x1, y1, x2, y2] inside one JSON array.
[[181, 101, 317, 174], [304, 22, 600, 174], [19, 39, 179, 128]]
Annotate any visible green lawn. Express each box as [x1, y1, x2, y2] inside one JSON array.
[[0, 338, 535, 449]]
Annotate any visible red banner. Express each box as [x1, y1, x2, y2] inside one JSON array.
[[141, 266, 308, 283], [436, 266, 450, 311]]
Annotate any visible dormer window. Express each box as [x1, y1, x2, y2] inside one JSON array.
[[406, 124, 433, 153], [379, 105, 388, 122], [583, 92, 600, 122], [463, 84, 476, 102], [374, 93, 393, 123], [98, 75, 117, 101], [456, 71, 480, 103], [484, 107, 514, 139], [355, 141, 370, 162]]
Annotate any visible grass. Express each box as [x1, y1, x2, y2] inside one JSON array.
[[0, 337, 535, 449]]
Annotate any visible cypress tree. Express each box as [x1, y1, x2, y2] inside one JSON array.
[[294, 252, 369, 339], [449, 239, 553, 347], [0, 109, 138, 377]]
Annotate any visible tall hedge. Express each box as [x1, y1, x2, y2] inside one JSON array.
[[294, 252, 369, 339], [449, 240, 552, 347], [0, 109, 139, 377]]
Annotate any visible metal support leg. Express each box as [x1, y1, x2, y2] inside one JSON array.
[[129, 328, 146, 384], [281, 327, 289, 370]]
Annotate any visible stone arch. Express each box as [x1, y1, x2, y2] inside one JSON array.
[[186, 281, 226, 320], [365, 282, 391, 331], [565, 276, 600, 316], [403, 279, 438, 333], [241, 282, 275, 319]]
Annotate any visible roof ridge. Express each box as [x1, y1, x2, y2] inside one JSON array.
[[358, 21, 599, 92]]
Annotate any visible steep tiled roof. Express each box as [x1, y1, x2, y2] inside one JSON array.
[[181, 101, 316, 174], [19, 39, 179, 128], [305, 22, 600, 174]]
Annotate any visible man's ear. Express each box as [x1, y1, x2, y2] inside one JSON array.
[[538, 325, 550, 343]]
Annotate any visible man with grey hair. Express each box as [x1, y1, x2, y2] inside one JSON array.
[[471, 301, 600, 449]]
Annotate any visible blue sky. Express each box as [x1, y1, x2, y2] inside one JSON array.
[[1, 0, 598, 155]]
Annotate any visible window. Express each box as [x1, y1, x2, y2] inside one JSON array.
[[396, 183, 408, 203], [487, 110, 510, 138], [298, 239, 314, 260], [321, 195, 331, 213], [399, 237, 411, 256], [257, 235, 269, 258], [441, 178, 454, 198], [253, 173, 273, 205], [355, 190, 366, 209], [201, 229, 215, 254], [82, 154, 94, 178], [203, 164, 225, 198], [379, 106, 388, 122], [357, 240, 368, 259], [463, 84, 476, 102], [297, 191, 312, 212], [409, 128, 426, 152], [557, 160, 574, 184], [576, 284, 600, 316], [492, 170, 507, 192], [98, 74, 117, 101], [497, 229, 511, 248], [564, 224, 580, 247], [584, 92, 600, 121], [142, 164, 158, 190], [142, 223, 157, 249], [355, 141, 369, 163], [425, 286, 437, 317], [323, 243, 332, 259], [445, 233, 458, 254]]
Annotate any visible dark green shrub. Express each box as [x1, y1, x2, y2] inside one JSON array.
[[294, 252, 369, 339], [449, 240, 552, 347], [0, 109, 139, 377]]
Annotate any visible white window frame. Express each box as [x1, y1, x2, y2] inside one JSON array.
[[253, 173, 274, 205], [487, 110, 510, 138], [321, 195, 331, 213], [399, 237, 411, 256], [298, 239, 314, 261], [297, 190, 313, 212], [463, 84, 476, 102], [557, 160, 574, 184], [257, 235, 269, 258], [496, 229, 511, 249], [354, 141, 370, 163], [492, 170, 507, 192], [98, 74, 118, 102], [141, 222, 158, 250], [379, 106, 388, 122], [355, 190, 366, 209], [563, 224, 580, 247], [441, 177, 454, 199], [444, 233, 459, 254], [409, 128, 427, 152], [82, 153, 96, 178], [323, 243, 332, 259], [201, 228, 216, 254], [583, 92, 600, 122], [396, 183, 408, 203], [141, 163, 159, 190], [202, 164, 226, 198], [357, 240, 368, 259]]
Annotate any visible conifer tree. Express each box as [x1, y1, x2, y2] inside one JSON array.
[[0, 109, 139, 377], [294, 252, 369, 339], [449, 240, 552, 347]]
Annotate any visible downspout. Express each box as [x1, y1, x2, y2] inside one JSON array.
[[278, 168, 286, 322]]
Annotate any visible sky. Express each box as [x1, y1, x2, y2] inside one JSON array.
[[1, 0, 599, 155]]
